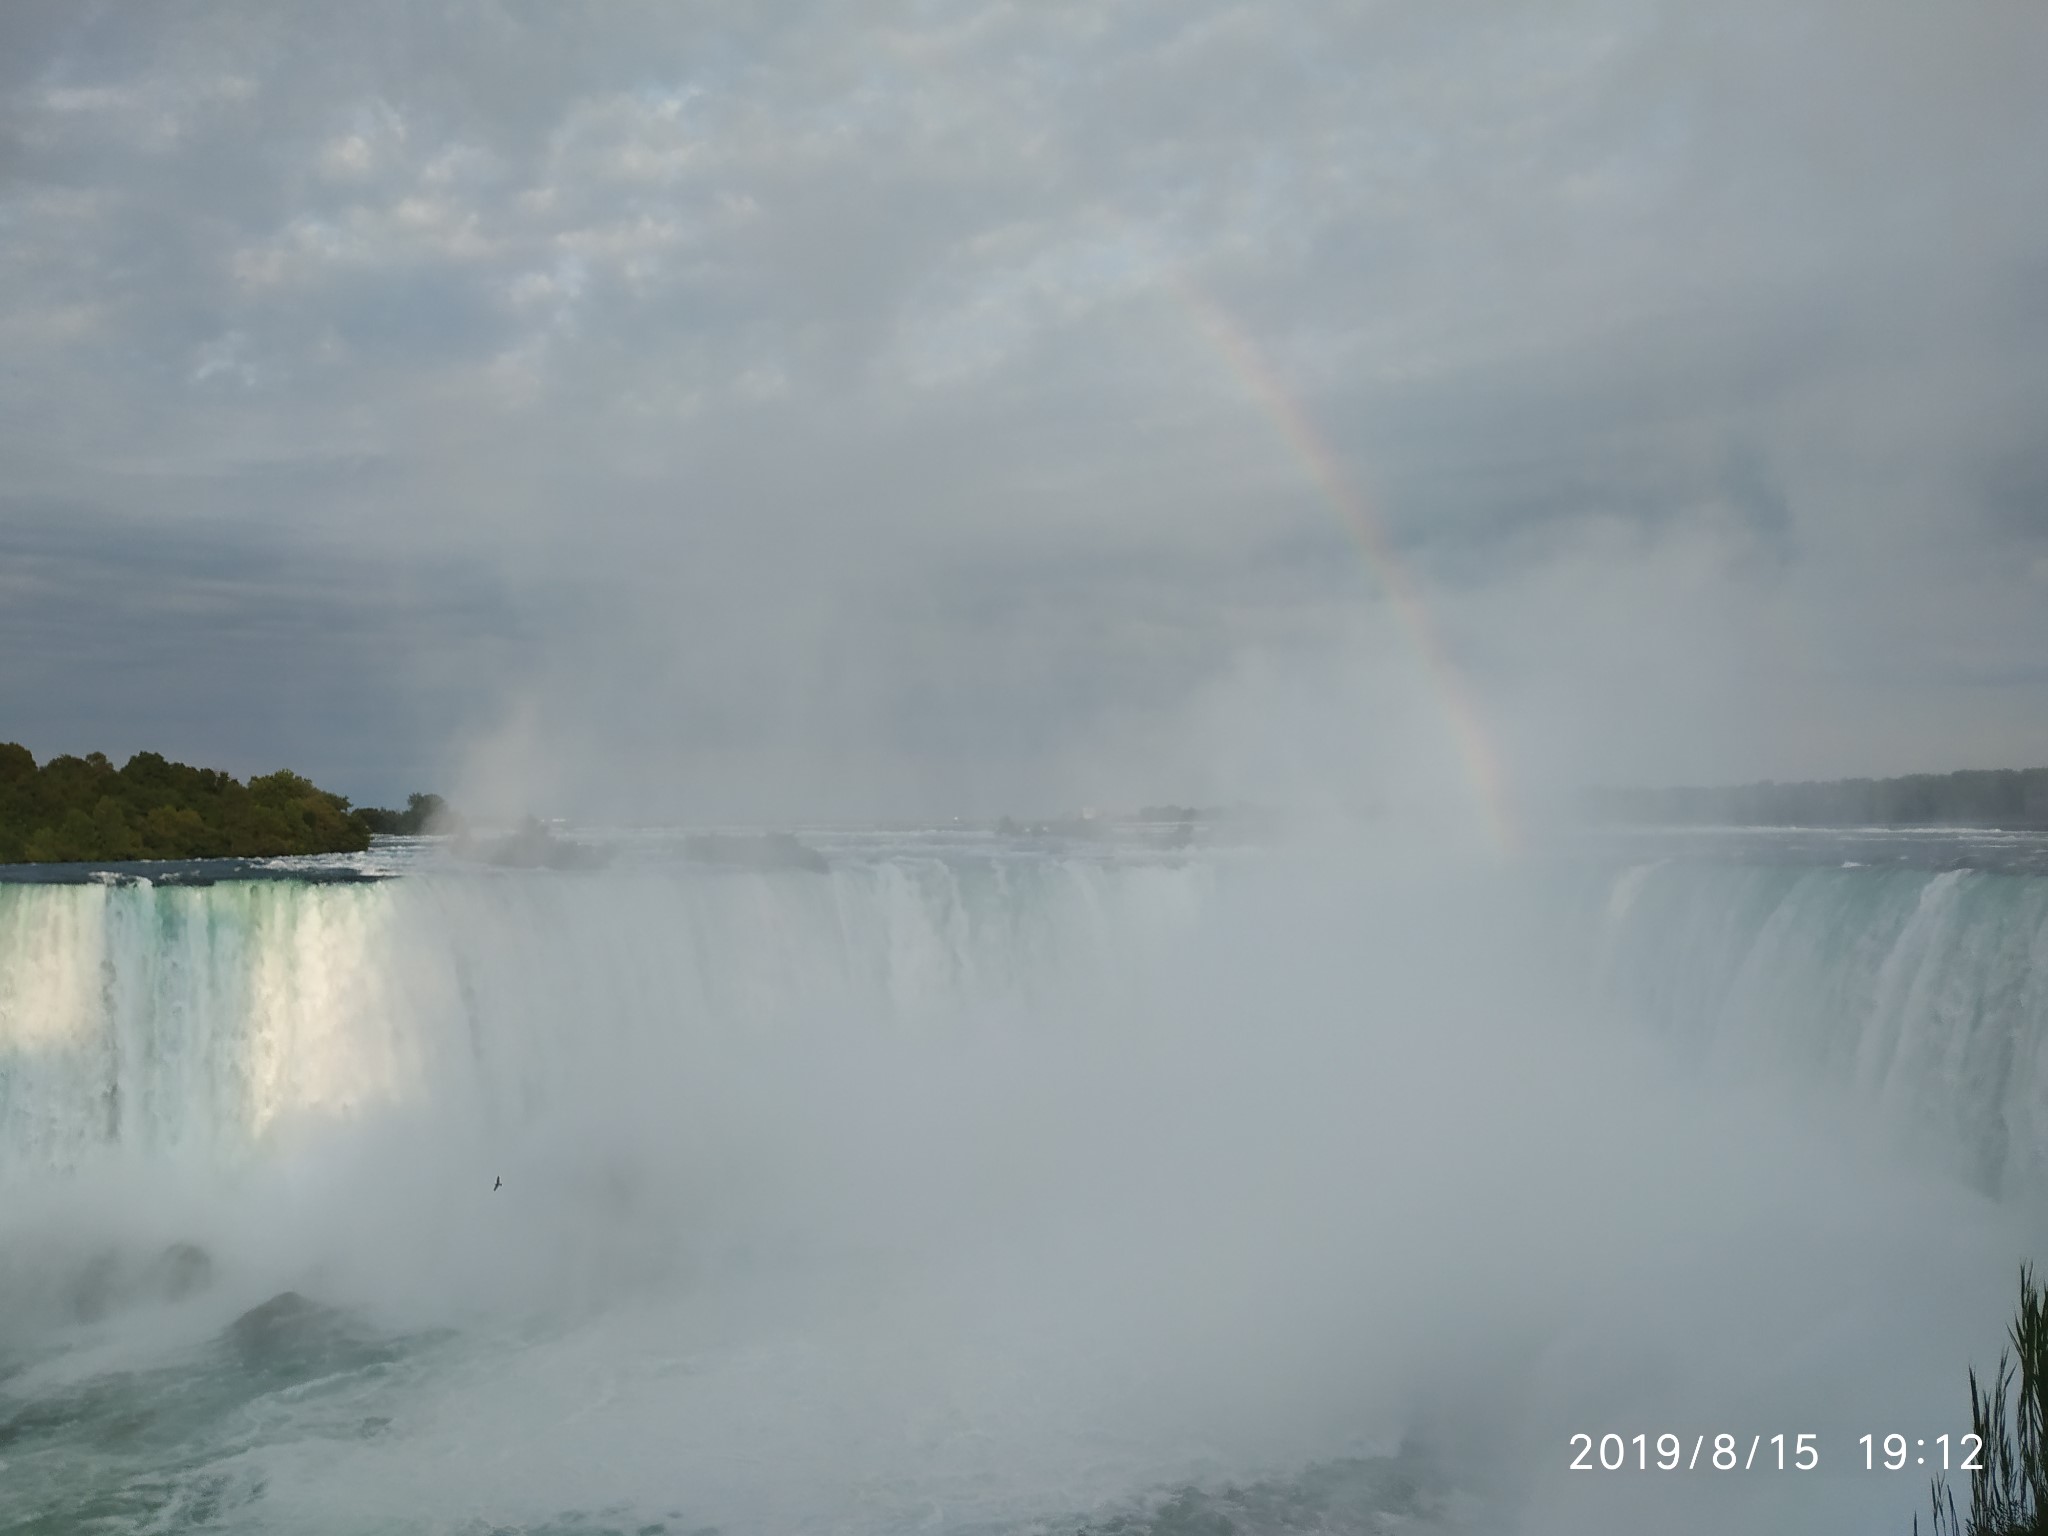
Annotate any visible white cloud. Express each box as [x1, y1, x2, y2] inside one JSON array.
[[189, 329, 261, 387], [319, 133, 377, 179]]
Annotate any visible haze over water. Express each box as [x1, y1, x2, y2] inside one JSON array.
[[4, 2, 2048, 1532], [1, 828, 2044, 1533]]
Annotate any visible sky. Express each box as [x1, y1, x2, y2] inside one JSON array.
[[2, 0, 2045, 823]]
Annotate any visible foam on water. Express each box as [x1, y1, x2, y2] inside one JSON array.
[[1, 842, 2044, 1533]]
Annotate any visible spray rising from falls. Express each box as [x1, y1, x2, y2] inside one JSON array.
[[1, 848, 2045, 1534]]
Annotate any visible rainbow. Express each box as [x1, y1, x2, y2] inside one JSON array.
[[1168, 277, 1520, 852]]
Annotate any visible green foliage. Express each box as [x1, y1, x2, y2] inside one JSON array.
[[1590, 767, 2048, 829], [0, 743, 372, 864], [1922, 1267, 2048, 1536], [356, 791, 457, 836]]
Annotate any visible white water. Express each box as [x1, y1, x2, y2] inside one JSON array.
[[1, 848, 2044, 1533], [1596, 860, 2048, 1194]]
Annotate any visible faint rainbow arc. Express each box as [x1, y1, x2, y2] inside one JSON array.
[[1167, 277, 1520, 852]]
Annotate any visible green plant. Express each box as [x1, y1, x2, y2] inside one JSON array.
[[1922, 1267, 2048, 1535]]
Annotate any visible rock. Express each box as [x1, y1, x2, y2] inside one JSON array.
[[222, 1291, 399, 1383], [224, 1291, 339, 1365]]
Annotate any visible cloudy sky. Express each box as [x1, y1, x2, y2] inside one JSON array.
[[3, 1, 2044, 822]]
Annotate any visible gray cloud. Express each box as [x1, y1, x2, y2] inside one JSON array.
[[3, 1, 2046, 818], [0, 497, 531, 801]]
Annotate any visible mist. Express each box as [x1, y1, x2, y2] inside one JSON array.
[[5, 4, 2048, 1534], [3, 854, 2038, 1532]]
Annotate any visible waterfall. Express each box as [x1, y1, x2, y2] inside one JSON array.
[[0, 859, 1213, 1172], [1591, 860, 2048, 1193]]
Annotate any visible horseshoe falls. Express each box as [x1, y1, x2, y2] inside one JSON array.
[[1594, 859, 2048, 1197], [2, 839, 2045, 1535]]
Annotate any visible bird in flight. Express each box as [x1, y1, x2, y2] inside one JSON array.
[[493, 1176, 502, 1192]]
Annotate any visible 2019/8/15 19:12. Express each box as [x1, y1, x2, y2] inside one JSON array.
[[1863, 1434, 1986, 1471]]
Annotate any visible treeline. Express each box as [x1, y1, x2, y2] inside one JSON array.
[[1589, 768, 2048, 829], [0, 742, 386, 864], [356, 792, 458, 836]]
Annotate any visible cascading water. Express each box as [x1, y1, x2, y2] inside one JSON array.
[[0, 859, 1210, 1173], [1588, 861, 2048, 1195], [2, 840, 2045, 1535]]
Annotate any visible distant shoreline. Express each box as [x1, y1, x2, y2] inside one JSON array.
[[1583, 766, 2048, 830]]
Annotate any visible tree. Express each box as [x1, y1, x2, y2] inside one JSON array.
[[0, 741, 374, 863]]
